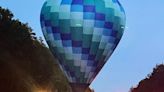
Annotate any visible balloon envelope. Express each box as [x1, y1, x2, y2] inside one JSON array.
[[40, 0, 126, 86]]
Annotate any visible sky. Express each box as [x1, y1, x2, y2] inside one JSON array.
[[0, 0, 164, 92]]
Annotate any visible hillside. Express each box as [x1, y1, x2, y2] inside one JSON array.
[[130, 64, 164, 92], [0, 6, 71, 92]]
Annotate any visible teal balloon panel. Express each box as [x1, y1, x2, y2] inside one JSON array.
[[40, 0, 126, 84]]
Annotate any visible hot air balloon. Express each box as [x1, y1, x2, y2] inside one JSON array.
[[40, 0, 126, 92]]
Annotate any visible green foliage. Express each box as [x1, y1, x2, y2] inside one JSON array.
[[0, 7, 71, 92], [130, 64, 164, 92]]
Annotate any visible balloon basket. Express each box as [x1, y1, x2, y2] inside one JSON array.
[[70, 83, 89, 92]]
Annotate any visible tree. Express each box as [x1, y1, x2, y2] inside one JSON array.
[[0, 7, 71, 92], [130, 64, 164, 92]]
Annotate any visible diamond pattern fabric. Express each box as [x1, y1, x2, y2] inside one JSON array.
[[40, 0, 126, 84]]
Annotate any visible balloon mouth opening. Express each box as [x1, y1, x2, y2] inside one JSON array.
[[70, 83, 90, 92]]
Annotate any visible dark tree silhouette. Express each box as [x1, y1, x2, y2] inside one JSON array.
[[0, 7, 71, 92], [130, 64, 164, 92]]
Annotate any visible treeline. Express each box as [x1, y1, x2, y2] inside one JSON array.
[[130, 64, 164, 92], [0, 7, 71, 92]]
